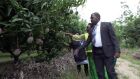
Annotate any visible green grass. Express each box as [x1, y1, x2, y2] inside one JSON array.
[[121, 48, 140, 73], [62, 48, 140, 79], [0, 51, 38, 63], [61, 66, 89, 79], [61, 71, 76, 79], [121, 53, 140, 65], [121, 48, 140, 65], [0, 52, 11, 58]]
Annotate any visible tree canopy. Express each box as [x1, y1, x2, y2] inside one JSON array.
[[0, 0, 87, 62], [113, 1, 140, 48]]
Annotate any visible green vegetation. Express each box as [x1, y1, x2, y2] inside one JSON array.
[[120, 49, 140, 79], [121, 48, 140, 66], [0, 0, 87, 62], [61, 68, 88, 79], [0, 51, 38, 63], [0, 0, 140, 78], [113, 2, 140, 48]]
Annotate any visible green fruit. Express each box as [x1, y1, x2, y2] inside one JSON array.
[[36, 38, 43, 45], [56, 31, 64, 38], [13, 48, 21, 55], [70, 10, 73, 14], [45, 28, 49, 33], [75, 11, 78, 15], [27, 36, 34, 44]]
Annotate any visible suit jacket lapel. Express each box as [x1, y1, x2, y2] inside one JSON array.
[[100, 22, 104, 36]]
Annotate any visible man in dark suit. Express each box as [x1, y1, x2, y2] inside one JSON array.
[[78, 12, 121, 79]]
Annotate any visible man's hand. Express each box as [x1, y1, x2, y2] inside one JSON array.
[[114, 52, 120, 58]]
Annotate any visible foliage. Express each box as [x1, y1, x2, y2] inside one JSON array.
[[0, 0, 87, 62], [113, 1, 140, 48]]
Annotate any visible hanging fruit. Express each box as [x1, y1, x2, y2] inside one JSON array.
[[36, 38, 43, 45], [45, 28, 49, 33], [13, 48, 21, 55], [27, 36, 34, 44], [75, 11, 78, 15]]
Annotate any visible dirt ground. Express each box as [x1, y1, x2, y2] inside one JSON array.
[[0, 52, 140, 79], [116, 58, 140, 79]]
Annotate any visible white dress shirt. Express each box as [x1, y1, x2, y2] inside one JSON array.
[[94, 21, 102, 47]]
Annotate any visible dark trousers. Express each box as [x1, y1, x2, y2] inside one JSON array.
[[93, 47, 117, 79], [77, 64, 89, 76]]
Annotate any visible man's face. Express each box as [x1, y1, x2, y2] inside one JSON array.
[[90, 14, 99, 25]]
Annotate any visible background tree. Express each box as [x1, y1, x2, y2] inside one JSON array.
[[113, 1, 140, 48]]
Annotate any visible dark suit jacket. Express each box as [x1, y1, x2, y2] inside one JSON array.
[[84, 22, 120, 57]]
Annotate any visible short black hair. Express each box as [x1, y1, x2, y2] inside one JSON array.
[[93, 12, 100, 20]]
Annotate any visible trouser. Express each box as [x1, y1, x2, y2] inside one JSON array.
[[93, 47, 117, 79], [77, 64, 89, 76]]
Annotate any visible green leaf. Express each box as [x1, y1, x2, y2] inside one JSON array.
[[41, 2, 47, 10], [33, 0, 41, 4], [26, 24, 31, 28], [20, 28, 32, 32], [11, 18, 23, 22], [7, 7, 13, 17], [0, 22, 11, 27]]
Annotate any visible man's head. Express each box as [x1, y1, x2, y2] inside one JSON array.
[[90, 12, 100, 25]]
